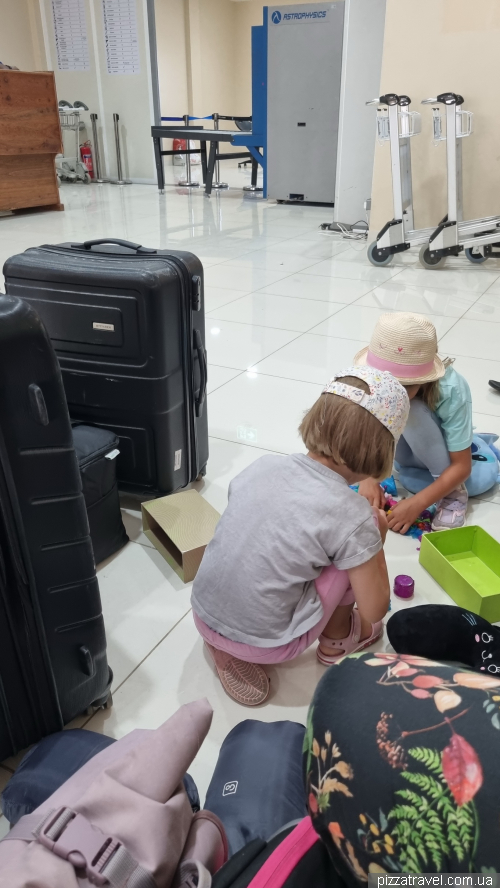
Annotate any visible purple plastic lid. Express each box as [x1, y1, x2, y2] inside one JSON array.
[[394, 574, 414, 599]]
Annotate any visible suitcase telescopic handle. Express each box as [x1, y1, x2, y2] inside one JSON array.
[[78, 238, 157, 254], [193, 329, 207, 418]]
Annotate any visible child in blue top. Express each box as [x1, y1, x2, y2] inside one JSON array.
[[354, 311, 481, 532]]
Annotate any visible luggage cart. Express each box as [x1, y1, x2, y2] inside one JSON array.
[[419, 93, 500, 268], [366, 93, 436, 267], [55, 101, 90, 184]]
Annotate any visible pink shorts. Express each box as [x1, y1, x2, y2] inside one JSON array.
[[193, 562, 355, 665]]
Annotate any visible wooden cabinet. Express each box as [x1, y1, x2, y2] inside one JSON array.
[[0, 71, 63, 212]]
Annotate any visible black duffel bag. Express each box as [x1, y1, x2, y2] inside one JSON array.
[[72, 424, 129, 564]]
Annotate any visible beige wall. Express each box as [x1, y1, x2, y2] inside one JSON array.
[[371, 0, 500, 233], [0, 0, 45, 71], [197, 0, 236, 115], [156, 0, 238, 118], [155, 0, 190, 117], [232, 3, 263, 115]]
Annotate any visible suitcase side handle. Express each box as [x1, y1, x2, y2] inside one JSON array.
[[193, 329, 207, 418], [28, 384, 49, 426], [77, 239, 157, 254]]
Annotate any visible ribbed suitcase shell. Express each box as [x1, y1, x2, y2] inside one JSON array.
[[4, 239, 208, 496], [0, 294, 110, 760]]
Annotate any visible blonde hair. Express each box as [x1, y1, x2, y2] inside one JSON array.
[[417, 379, 440, 412], [299, 376, 395, 480]]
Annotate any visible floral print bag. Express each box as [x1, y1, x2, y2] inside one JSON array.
[[305, 652, 500, 881]]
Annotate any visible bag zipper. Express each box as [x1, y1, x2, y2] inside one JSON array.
[[76, 443, 120, 469]]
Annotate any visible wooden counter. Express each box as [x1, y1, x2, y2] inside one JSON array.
[[0, 71, 63, 213]]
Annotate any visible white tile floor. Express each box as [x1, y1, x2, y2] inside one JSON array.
[[3, 161, 500, 826]]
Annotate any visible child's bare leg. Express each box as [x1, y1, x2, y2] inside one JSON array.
[[319, 603, 373, 654]]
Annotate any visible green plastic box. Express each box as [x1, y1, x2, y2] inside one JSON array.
[[419, 526, 500, 622]]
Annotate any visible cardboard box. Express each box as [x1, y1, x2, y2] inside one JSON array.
[[142, 490, 220, 583], [419, 525, 500, 622]]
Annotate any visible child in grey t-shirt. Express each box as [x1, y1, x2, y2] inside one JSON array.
[[191, 365, 409, 706]]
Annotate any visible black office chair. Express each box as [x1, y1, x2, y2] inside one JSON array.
[[235, 118, 252, 167], [234, 118, 252, 133]]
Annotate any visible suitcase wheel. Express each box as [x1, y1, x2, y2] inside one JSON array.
[[196, 466, 207, 482], [85, 690, 113, 718]]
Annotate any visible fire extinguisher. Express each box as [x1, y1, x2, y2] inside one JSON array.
[[80, 140, 94, 178], [173, 137, 186, 166]]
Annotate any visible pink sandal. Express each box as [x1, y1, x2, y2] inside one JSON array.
[[316, 609, 383, 666], [205, 643, 270, 706]]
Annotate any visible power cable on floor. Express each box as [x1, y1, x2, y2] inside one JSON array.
[[319, 219, 369, 241]]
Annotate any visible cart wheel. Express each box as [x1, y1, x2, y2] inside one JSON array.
[[419, 245, 445, 269], [367, 241, 393, 267], [465, 246, 487, 264]]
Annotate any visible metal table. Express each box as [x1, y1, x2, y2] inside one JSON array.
[[151, 126, 264, 196]]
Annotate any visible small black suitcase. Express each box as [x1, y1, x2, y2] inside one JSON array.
[[0, 293, 111, 761], [204, 720, 307, 855], [4, 238, 208, 496], [72, 424, 129, 565]]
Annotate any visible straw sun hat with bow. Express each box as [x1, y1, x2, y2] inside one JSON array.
[[354, 312, 446, 386]]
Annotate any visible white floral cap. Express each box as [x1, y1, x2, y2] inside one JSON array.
[[322, 366, 410, 442]]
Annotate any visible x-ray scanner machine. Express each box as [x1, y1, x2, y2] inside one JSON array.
[[252, 1, 386, 222]]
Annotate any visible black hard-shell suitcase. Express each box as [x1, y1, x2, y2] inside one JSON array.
[[4, 238, 208, 496], [0, 294, 111, 761], [72, 424, 129, 565]]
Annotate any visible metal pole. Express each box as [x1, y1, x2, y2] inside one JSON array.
[[454, 104, 464, 223], [111, 113, 131, 184], [90, 113, 107, 183], [178, 113, 199, 187], [396, 99, 415, 233], [446, 103, 458, 223], [74, 111, 80, 173], [388, 102, 403, 220], [243, 158, 263, 193], [212, 113, 228, 189]]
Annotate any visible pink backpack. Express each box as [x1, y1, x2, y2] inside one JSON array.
[[0, 699, 227, 888]]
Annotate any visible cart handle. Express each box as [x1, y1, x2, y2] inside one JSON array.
[[77, 239, 157, 254], [422, 94, 464, 106], [366, 93, 400, 107]]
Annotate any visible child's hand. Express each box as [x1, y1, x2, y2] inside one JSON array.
[[387, 496, 423, 535], [358, 478, 385, 509], [376, 508, 389, 544]]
